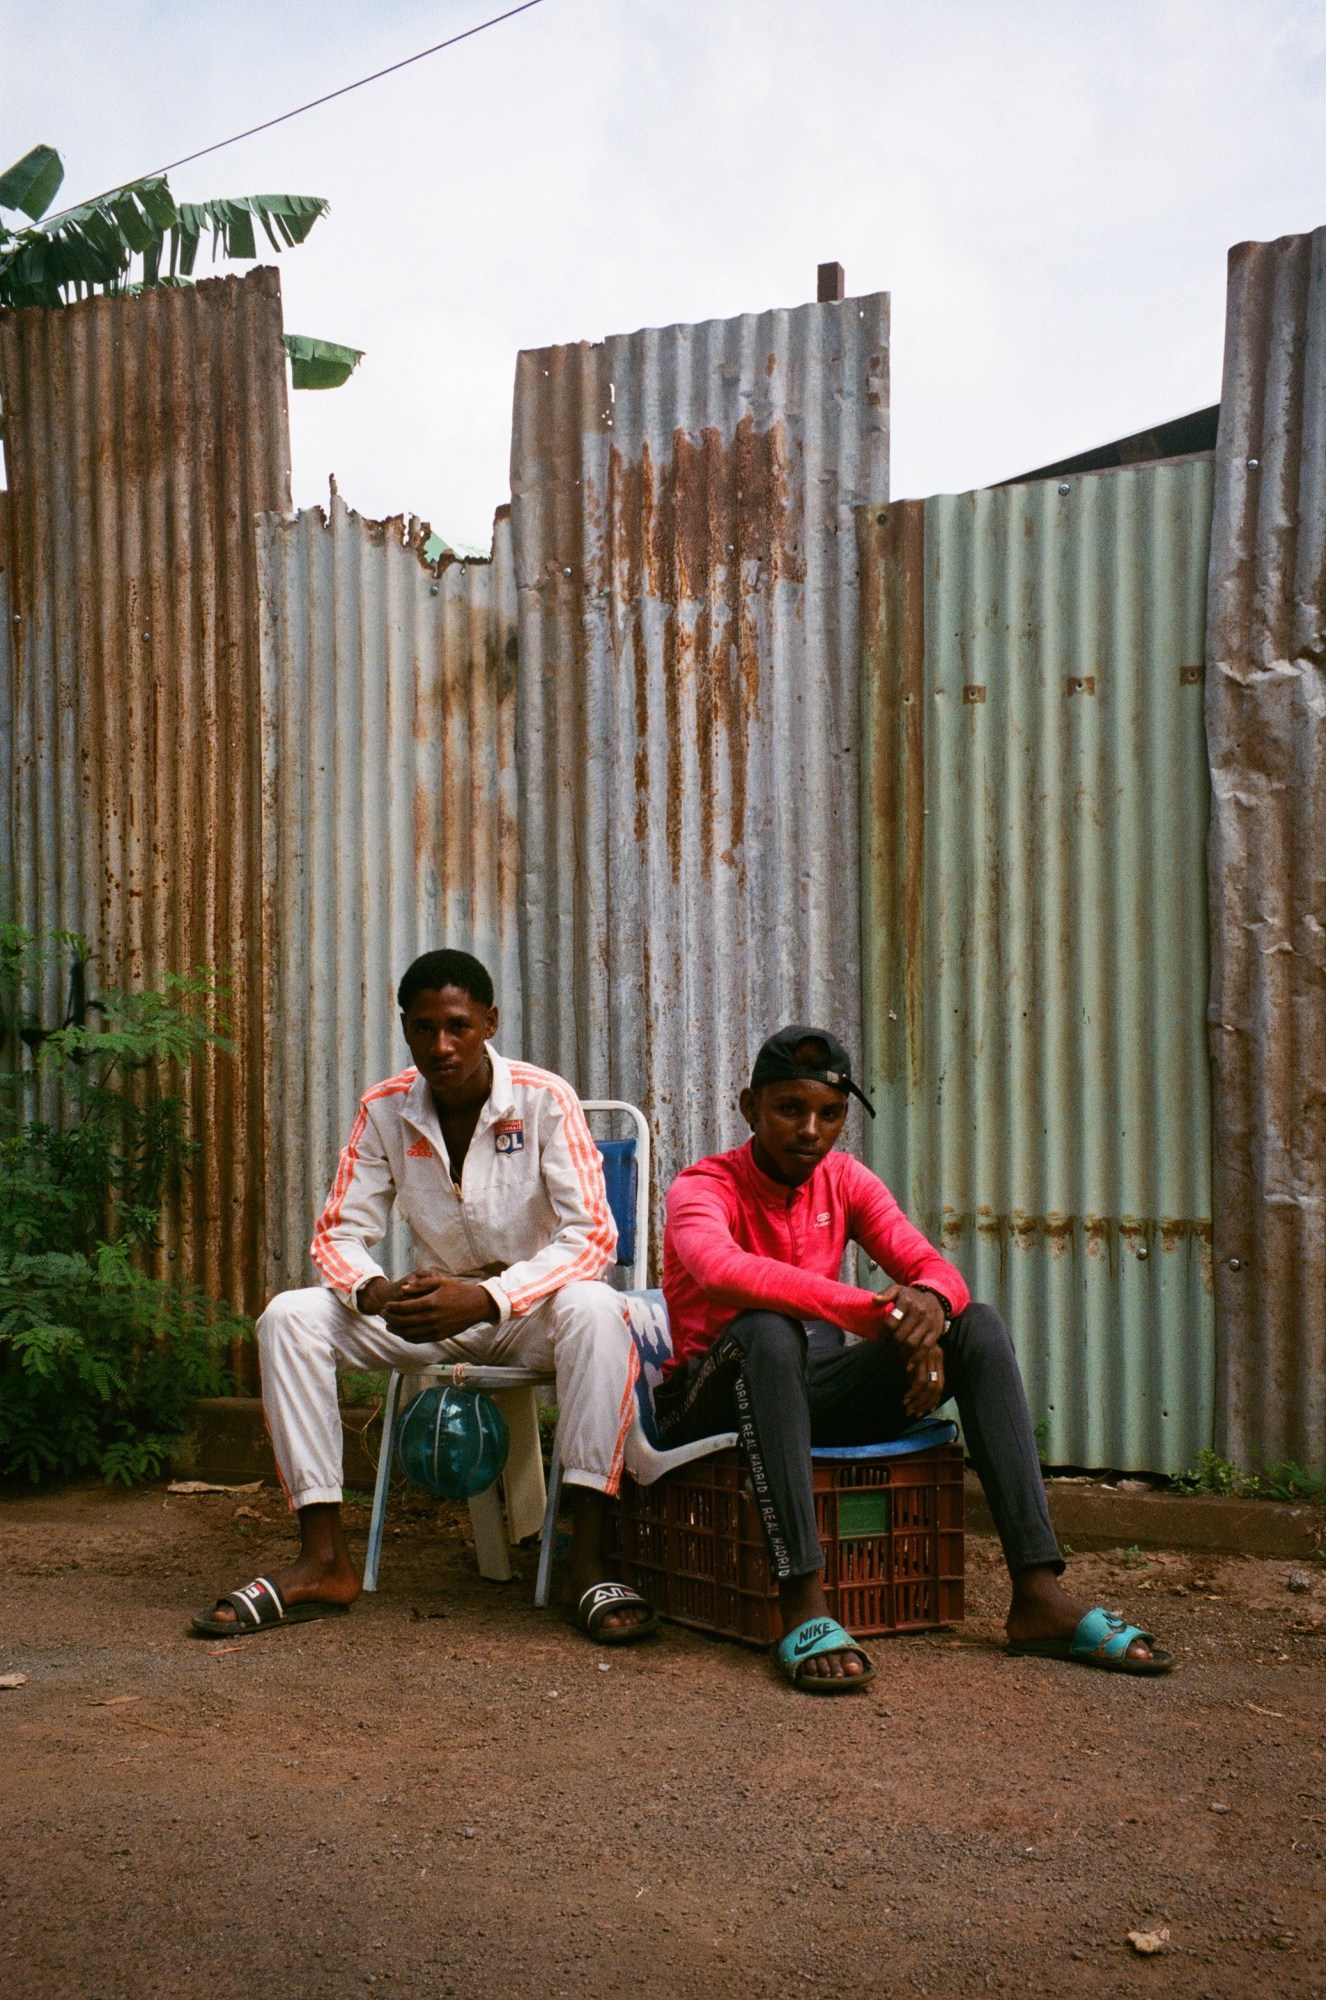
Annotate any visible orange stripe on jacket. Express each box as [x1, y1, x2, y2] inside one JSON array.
[[503, 1064, 617, 1314], [506, 1065, 611, 1220], [605, 1340, 641, 1497], [310, 1067, 417, 1289], [504, 1067, 617, 1306]]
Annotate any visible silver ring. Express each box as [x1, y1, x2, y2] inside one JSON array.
[[927, 1370, 938, 1382]]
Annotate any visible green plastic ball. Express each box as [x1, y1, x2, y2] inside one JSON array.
[[394, 1386, 509, 1500]]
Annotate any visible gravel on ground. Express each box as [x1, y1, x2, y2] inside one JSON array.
[[1, 1479, 1324, 1999]]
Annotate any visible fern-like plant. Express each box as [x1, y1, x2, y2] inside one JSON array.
[[0, 926, 250, 1485]]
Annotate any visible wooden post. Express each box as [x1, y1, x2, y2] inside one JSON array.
[[817, 261, 845, 303]]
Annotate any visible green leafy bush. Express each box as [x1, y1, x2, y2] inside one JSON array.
[[1252, 1460, 1326, 1507], [340, 1368, 388, 1408], [1172, 1446, 1326, 1508], [1171, 1448, 1244, 1498], [0, 925, 250, 1485]]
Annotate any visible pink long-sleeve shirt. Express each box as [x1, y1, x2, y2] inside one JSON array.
[[661, 1140, 969, 1372]]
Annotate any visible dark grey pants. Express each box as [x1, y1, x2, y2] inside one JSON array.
[[652, 1303, 1063, 1582]]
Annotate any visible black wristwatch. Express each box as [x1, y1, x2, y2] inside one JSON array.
[[912, 1285, 953, 1331]]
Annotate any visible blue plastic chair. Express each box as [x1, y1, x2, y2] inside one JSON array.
[[365, 1100, 650, 1598]]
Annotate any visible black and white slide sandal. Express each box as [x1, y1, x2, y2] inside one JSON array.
[[190, 1574, 351, 1638], [568, 1581, 659, 1645]]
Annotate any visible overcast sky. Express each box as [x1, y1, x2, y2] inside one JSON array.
[[6, 0, 1326, 546]]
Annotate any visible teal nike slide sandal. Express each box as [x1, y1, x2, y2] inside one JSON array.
[[775, 1615, 874, 1694], [1007, 1605, 1173, 1675]]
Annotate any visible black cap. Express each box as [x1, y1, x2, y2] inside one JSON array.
[[749, 1024, 876, 1118]]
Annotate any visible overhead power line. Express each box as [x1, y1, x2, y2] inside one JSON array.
[[43, 0, 548, 224]]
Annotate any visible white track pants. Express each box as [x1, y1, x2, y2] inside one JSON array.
[[257, 1282, 639, 1511]]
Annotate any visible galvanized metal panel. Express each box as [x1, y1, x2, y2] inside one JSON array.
[[0, 491, 11, 936], [861, 462, 1215, 1473], [256, 491, 520, 1287], [511, 296, 889, 1245], [0, 270, 290, 1320], [1206, 230, 1326, 1475]]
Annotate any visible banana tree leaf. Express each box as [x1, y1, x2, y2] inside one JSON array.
[[44, 181, 176, 251], [170, 224, 200, 279], [0, 145, 65, 222], [106, 187, 156, 256], [0, 177, 181, 307], [226, 209, 256, 261], [0, 219, 130, 309], [283, 333, 364, 391], [177, 194, 328, 259], [136, 177, 178, 230], [1, 177, 329, 313]]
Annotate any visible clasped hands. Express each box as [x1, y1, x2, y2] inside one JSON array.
[[358, 1270, 945, 1404], [356, 1268, 498, 1342], [875, 1283, 948, 1417]]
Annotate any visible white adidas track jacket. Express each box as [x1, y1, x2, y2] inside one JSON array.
[[310, 1047, 617, 1323]]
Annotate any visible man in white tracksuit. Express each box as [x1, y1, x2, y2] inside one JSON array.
[[192, 949, 656, 1644]]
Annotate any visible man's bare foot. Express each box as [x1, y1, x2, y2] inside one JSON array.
[[778, 1572, 868, 1683], [564, 1486, 651, 1634], [1005, 1564, 1158, 1665], [205, 1502, 361, 1627]]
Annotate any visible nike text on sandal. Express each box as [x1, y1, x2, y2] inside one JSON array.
[[190, 1575, 351, 1638], [775, 1616, 874, 1694], [1007, 1605, 1174, 1676], [569, 1581, 659, 1644]]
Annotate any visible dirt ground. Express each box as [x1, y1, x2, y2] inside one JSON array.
[[1, 1480, 1324, 2000]]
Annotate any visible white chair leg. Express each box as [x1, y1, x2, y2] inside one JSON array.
[[468, 1482, 514, 1582], [363, 1370, 404, 1592], [533, 1427, 563, 1610], [492, 1385, 547, 1544]]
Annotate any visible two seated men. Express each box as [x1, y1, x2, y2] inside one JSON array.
[[195, 950, 1170, 1688]]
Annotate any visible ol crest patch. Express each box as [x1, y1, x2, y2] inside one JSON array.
[[494, 1118, 524, 1155]]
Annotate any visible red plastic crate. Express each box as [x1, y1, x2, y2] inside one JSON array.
[[606, 1444, 965, 1647]]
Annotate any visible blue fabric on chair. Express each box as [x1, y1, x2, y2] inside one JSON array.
[[594, 1139, 638, 1268], [621, 1290, 670, 1448]]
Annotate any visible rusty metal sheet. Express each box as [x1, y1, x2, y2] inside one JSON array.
[[511, 296, 890, 1246], [861, 462, 1216, 1474], [0, 269, 290, 1323], [0, 491, 10, 932], [256, 491, 520, 1288], [1206, 229, 1326, 1476]]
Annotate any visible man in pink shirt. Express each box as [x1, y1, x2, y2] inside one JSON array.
[[660, 1026, 1172, 1693]]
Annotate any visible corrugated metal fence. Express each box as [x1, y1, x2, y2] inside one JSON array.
[[0, 270, 290, 1319], [0, 495, 10, 938], [256, 489, 520, 1288], [3, 282, 890, 1319], [511, 297, 890, 1228], [1206, 228, 1326, 1476], [860, 462, 1216, 1472], [4, 244, 1324, 1476]]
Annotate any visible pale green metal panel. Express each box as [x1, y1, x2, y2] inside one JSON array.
[[860, 461, 1215, 1473]]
